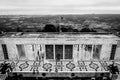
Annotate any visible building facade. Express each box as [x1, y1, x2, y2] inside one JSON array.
[[0, 32, 120, 79]]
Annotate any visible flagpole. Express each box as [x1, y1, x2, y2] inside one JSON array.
[[59, 17, 62, 32]]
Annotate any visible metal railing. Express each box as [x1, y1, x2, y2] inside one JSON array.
[[0, 60, 119, 73]]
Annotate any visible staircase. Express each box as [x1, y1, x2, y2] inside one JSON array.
[[117, 74, 120, 80], [0, 74, 7, 80]]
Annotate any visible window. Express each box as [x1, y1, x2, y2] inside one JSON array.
[[55, 45, 63, 60], [45, 45, 73, 60], [110, 45, 117, 60], [2, 44, 9, 59], [65, 45, 73, 59], [84, 45, 92, 52], [16, 45, 26, 59], [84, 45, 92, 60], [24, 44, 35, 60], [45, 45, 54, 59], [93, 45, 102, 59]]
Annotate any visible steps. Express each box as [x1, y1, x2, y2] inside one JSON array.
[[0, 74, 7, 80], [116, 74, 120, 80]]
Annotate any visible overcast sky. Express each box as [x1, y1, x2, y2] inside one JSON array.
[[0, 0, 120, 15]]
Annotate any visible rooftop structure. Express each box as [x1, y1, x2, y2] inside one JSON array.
[[0, 32, 119, 38]]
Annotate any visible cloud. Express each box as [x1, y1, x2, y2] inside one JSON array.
[[0, 0, 120, 14]]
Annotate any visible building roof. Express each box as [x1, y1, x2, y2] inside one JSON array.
[[0, 32, 119, 39]]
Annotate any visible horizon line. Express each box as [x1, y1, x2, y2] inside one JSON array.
[[0, 13, 120, 16]]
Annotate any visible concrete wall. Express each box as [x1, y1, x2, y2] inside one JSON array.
[[115, 40, 120, 60], [0, 35, 119, 61], [0, 44, 4, 60]]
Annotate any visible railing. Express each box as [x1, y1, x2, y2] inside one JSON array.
[[0, 60, 120, 73]]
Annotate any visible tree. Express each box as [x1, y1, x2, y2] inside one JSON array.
[[42, 24, 58, 32], [80, 28, 96, 32]]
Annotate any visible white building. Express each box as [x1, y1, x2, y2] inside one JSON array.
[[0, 32, 120, 79]]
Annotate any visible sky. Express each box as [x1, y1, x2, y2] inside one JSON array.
[[0, 0, 120, 15]]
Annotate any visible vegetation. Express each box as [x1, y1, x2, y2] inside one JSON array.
[[0, 61, 12, 74], [0, 14, 120, 33]]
